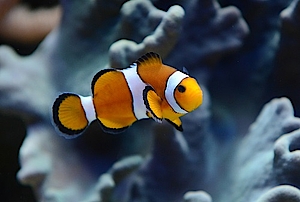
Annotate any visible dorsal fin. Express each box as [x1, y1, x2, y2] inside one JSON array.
[[181, 66, 189, 75], [136, 52, 163, 80], [136, 52, 162, 68]]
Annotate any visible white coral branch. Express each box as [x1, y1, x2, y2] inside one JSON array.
[[109, 0, 185, 68]]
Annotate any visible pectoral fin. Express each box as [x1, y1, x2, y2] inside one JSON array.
[[143, 86, 163, 123], [166, 118, 183, 132]]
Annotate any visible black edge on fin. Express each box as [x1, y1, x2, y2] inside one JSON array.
[[52, 93, 85, 136], [136, 52, 162, 66], [166, 119, 183, 132], [117, 63, 137, 71], [143, 86, 162, 123], [91, 68, 116, 96], [96, 119, 129, 135]]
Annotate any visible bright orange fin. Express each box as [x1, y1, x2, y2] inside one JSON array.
[[135, 52, 176, 98], [136, 52, 163, 75], [143, 86, 163, 123], [136, 52, 162, 66], [52, 93, 88, 137], [166, 118, 183, 132]]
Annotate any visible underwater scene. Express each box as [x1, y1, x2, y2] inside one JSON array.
[[1, 0, 300, 201]]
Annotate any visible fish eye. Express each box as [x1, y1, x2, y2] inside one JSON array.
[[177, 85, 186, 93]]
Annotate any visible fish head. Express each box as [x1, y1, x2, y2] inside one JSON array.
[[174, 77, 203, 113]]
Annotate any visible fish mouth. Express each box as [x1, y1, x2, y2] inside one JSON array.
[[187, 91, 203, 112]]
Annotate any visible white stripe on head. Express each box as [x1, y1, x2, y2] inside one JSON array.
[[165, 71, 189, 114], [121, 63, 148, 120], [79, 95, 96, 123]]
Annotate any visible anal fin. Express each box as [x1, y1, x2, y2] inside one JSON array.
[[166, 118, 183, 132], [97, 118, 129, 134]]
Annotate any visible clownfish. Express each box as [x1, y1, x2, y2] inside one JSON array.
[[52, 52, 203, 137]]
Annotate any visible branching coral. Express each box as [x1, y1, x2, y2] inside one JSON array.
[[167, 0, 249, 72], [0, 45, 55, 117], [17, 123, 101, 202], [274, 0, 300, 113], [208, 0, 296, 137], [109, 0, 185, 68], [274, 127, 300, 185], [1, 0, 300, 201], [86, 155, 144, 202], [119, 93, 212, 202], [256, 185, 300, 202], [215, 98, 300, 202]]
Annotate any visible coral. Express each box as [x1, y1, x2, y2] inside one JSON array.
[[86, 155, 144, 202], [183, 191, 212, 202], [209, 0, 295, 135], [274, 125, 300, 185], [273, 0, 300, 113], [116, 86, 213, 202], [109, 0, 185, 68], [214, 98, 300, 201], [0, 45, 55, 117], [17, 123, 102, 202], [1, 0, 300, 201], [256, 185, 300, 202], [167, 0, 249, 70]]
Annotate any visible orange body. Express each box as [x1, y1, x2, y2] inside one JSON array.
[[93, 70, 137, 129]]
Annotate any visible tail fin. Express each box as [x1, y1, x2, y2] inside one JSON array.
[[52, 93, 95, 138]]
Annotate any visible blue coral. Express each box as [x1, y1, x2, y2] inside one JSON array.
[[1, 0, 300, 201]]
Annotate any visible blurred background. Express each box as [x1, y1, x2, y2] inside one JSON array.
[[0, 0, 59, 201]]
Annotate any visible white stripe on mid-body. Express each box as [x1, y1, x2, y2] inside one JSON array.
[[121, 63, 148, 120], [165, 71, 189, 114], [79, 95, 96, 123]]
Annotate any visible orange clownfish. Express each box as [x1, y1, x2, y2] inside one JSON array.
[[52, 52, 203, 137]]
